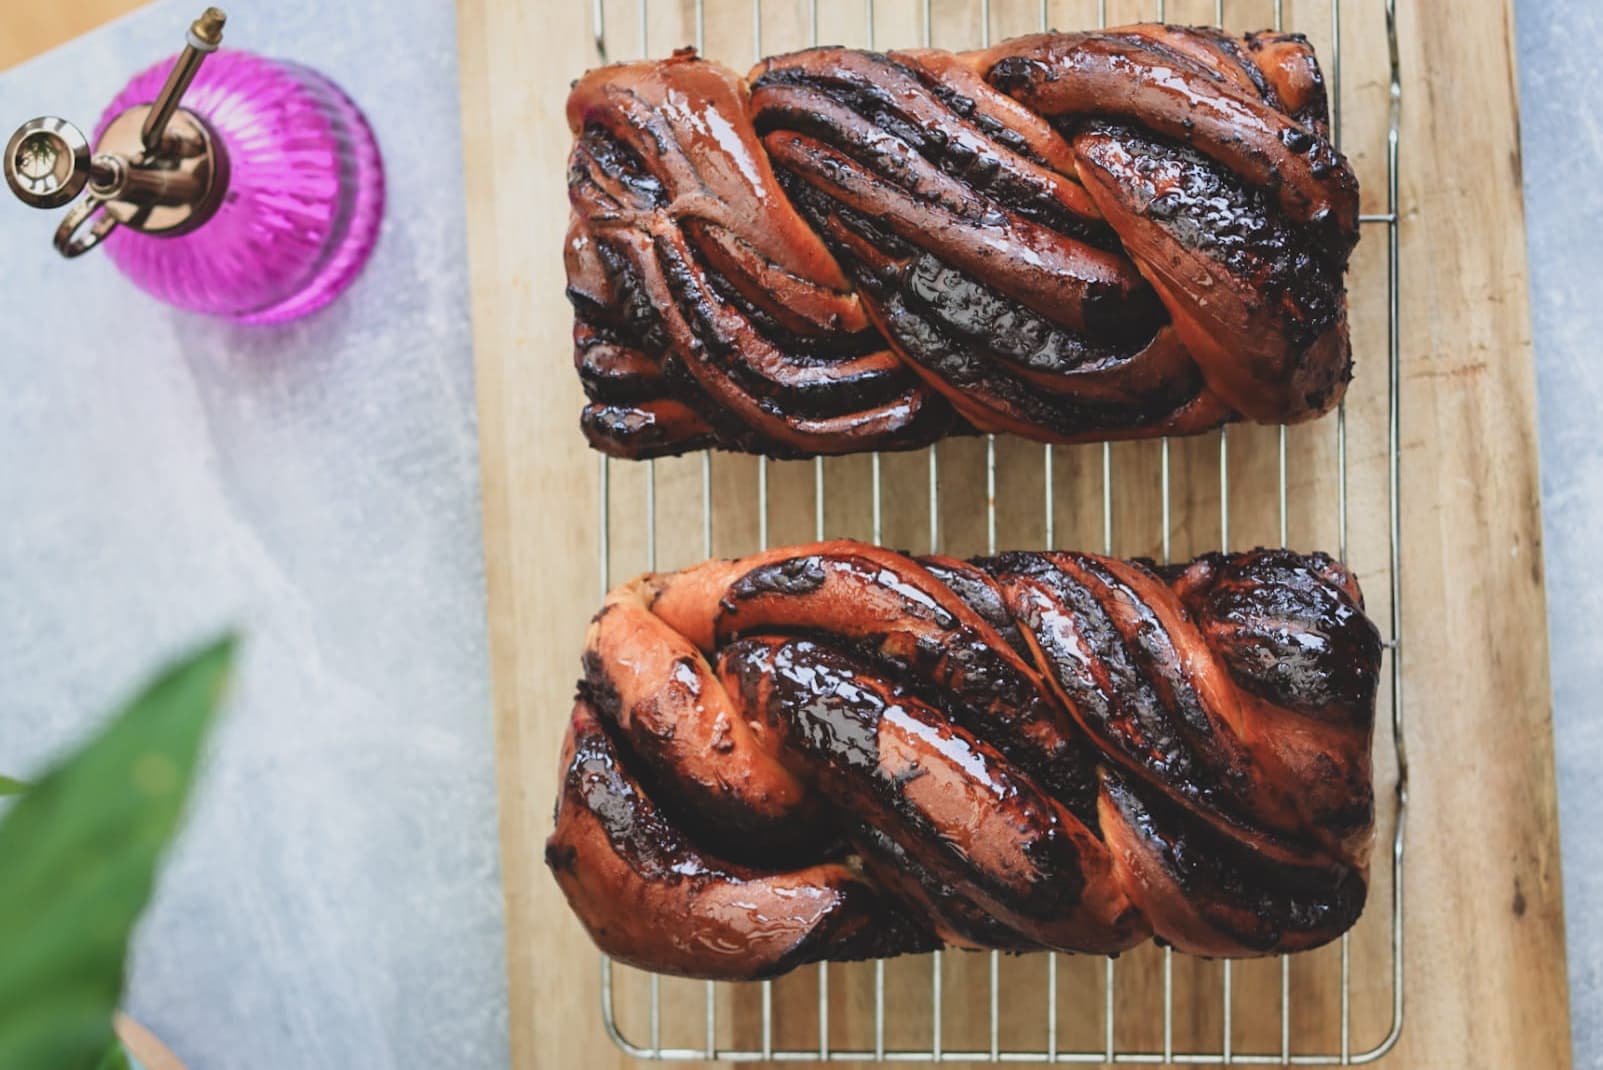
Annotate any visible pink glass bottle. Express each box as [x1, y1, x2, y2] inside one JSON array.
[[98, 52, 385, 323], [3, 8, 383, 324]]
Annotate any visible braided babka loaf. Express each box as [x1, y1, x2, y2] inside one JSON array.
[[566, 26, 1359, 459], [546, 540, 1380, 980]]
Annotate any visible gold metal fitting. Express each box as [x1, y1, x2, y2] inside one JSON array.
[[3, 8, 231, 258]]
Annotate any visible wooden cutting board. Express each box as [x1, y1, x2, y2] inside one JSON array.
[[456, 1, 1572, 1066], [0, 0, 147, 70]]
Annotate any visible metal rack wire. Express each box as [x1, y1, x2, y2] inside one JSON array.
[[588, 0, 1406, 1062]]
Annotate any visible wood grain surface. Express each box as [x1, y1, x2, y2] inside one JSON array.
[[116, 1014, 190, 1070], [0, 0, 149, 71], [456, 0, 1572, 1065]]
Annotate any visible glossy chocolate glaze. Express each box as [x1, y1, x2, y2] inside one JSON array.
[[849, 818, 1039, 950], [1075, 121, 1347, 350], [916, 555, 1035, 662], [972, 28, 1357, 423], [715, 545, 1101, 823], [564, 26, 1358, 456], [1169, 549, 1380, 723], [752, 48, 1228, 443], [984, 551, 1242, 805], [546, 701, 937, 979], [973, 32, 1357, 230], [565, 51, 959, 459], [721, 636, 1145, 952], [551, 539, 1379, 978], [1100, 771, 1366, 955], [985, 549, 1377, 866], [750, 49, 1115, 249], [1165, 549, 1380, 859]]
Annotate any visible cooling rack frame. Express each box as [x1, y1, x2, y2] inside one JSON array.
[[587, 0, 1406, 1061]]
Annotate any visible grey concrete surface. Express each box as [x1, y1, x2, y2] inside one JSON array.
[[0, 1, 1597, 1068], [1516, 2, 1603, 1067], [0, 2, 505, 1069]]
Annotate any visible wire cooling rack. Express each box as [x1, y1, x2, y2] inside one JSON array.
[[587, 0, 1405, 1062]]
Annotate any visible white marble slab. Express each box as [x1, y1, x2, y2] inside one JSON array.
[[0, 2, 505, 1068], [1516, 1, 1603, 1066]]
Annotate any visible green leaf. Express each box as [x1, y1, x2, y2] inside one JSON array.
[[89, 1038, 132, 1070], [0, 776, 27, 797], [0, 636, 237, 1070]]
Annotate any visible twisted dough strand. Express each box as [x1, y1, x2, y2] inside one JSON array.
[[566, 25, 1359, 459], [547, 540, 1380, 980]]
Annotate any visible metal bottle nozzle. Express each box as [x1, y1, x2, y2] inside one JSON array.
[[141, 7, 226, 154], [3, 8, 231, 258]]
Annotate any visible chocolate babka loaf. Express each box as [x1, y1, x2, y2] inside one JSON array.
[[547, 540, 1380, 979], [565, 26, 1358, 458]]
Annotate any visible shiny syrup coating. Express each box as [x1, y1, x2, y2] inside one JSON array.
[[565, 50, 957, 459], [564, 25, 1357, 458], [720, 636, 1141, 953], [547, 700, 937, 979], [548, 539, 1378, 978]]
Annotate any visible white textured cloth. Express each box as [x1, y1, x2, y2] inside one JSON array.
[[1518, 1, 1603, 1066], [0, 2, 504, 1068]]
